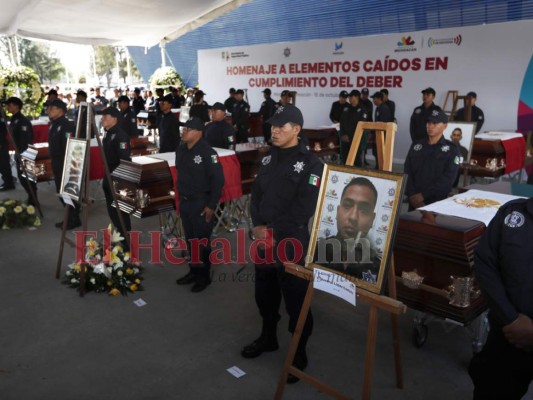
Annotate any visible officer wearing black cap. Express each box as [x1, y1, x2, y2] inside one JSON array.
[[117, 95, 138, 138], [5, 97, 37, 204], [42, 89, 59, 115], [205, 102, 235, 150], [232, 89, 250, 143], [455, 91, 484, 133], [339, 90, 368, 166], [404, 109, 459, 210], [74, 90, 88, 122], [0, 112, 14, 191], [278, 90, 292, 107], [360, 88, 373, 121], [175, 116, 224, 293], [380, 89, 396, 121], [101, 106, 131, 239], [241, 104, 323, 384], [47, 99, 81, 229], [259, 88, 277, 143], [224, 88, 236, 113], [158, 94, 182, 153], [371, 92, 393, 123], [190, 90, 210, 123], [329, 90, 350, 124], [409, 87, 442, 143], [132, 88, 145, 115]]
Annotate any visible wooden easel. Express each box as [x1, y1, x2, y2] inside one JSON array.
[[442, 90, 470, 122], [55, 104, 130, 296], [275, 122, 406, 400]]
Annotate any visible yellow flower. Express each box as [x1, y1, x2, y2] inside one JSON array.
[[14, 206, 23, 214], [126, 268, 133, 275], [74, 264, 81, 272], [0, 207, 5, 217], [108, 288, 121, 296], [26, 205, 35, 215], [129, 284, 138, 292], [124, 252, 130, 261], [134, 278, 141, 284], [106, 280, 114, 286]]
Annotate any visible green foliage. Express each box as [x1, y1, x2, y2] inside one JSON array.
[[0, 199, 41, 229], [93, 45, 116, 88], [18, 38, 65, 83], [0, 65, 44, 118], [149, 66, 184, 93]]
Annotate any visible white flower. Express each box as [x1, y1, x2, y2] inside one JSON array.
[[0, 207, 5, 217], [90, 278, 96, 284], [93, 263, 111, 278], [70, 278, 77, 284], [106, 267, 113, 274], [14, 206, 23, 214], [133, 268, 139, 274], [117, 270, 123, 276], [107, 224, 124, 243], [66, 271, 71, 276], [33, 218, 41, 227], [113, 260, 124, 270], [26, 205, 35, 215]]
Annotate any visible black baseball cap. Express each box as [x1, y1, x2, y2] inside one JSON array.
[[47, 99, 67, 111], [267, 104, 304, 127], [466, 91, 477, 98], [348, 89, 361, 97], [117, 95, 130, 103], [421, 87, 436, 96], [280, 90, 291, 97], [184, 116, 205, 131], [47, 89, 58, 96], [76, 90, 87, 98], [339, 90, 349, 98], [5, 97, 23, 108], [262, 88, 271, 95], [380, 88, 389, 95], [196, 90, 206, 96], [101, 107, 121, 119], [361, 88, 369, 95], [371, 91, 383, 99], [160, 94, 173, 103], [427, 109, 448, 124], [211, 102, 226, 111], [235, 89, 244, 95]]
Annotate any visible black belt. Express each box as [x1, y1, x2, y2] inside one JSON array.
[[180, 193, 209, 201]]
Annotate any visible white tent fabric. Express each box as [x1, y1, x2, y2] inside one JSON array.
[[0, 0, 251, 46]]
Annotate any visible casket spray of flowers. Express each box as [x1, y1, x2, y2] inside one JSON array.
[[0, 199, 41, 229]]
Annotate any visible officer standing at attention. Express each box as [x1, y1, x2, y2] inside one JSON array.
[[380, 89, 396, 121], [175, 116, 224, 293], [371, 92, 393, 122], [469, 197, 533, 400], [100, 107, 131, 240], [404, 109, 459, 210], [259, 88, 277, 143], [232, 89, 250, 143], [0, 113, 15, 191], [224, 88, 236, 113], [329, 90, 350, 124], [47, 99, 81, 229], [117, 95, 139, 138], [455, 91, 485, 133], [5, 97, 37, 204], [241, 104, 323, 384], [158, 94, 182, 153], [360, 88, 373, 121], [131, 88, 145, 115], [205, 102, 235, 150], [339, 90, 368, 166], [409, 87, 442, 143]]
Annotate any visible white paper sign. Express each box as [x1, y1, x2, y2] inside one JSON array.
[[313, 268, 356, 306], [61, 193, 74, 207], [227, 366, 246, 378], [133, 298, 147, 307]]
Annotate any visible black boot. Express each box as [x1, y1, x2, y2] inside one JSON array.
[[241, 319, 279, 358], [287, 336, 309, 384]]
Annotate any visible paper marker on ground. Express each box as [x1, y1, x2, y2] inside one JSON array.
[[227, 366, 246, 378], [313, 267, 356, 306], [133, 298, 147, 307]]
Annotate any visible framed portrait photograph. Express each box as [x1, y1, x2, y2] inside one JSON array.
[[443, 122, 477, 164], [306, 164, 406, 294], [60, 138, 89, 202]]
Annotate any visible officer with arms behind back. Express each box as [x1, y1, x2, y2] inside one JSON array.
[[409, 87, 442, 143], [205, 102, 235, 150], [175, 116, 224, 293], [241, 104, 323, 384]]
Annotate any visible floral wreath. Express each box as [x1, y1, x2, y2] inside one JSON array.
[[0, 199, 41, 229], [0, 65, 45, 118], [148, 66, 185, 94]]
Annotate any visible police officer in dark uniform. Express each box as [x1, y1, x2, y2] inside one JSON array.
[[469, 198, 533, 400], [101, 107, 131, 239], [224, 88, 236, 113], [371, 92, 393, 122], [232, 89, 250, 143], [154, 88, 165, 126], [241, 104, 323, 384], [455, 91, 485, 133], [329, 90, 350, 124], [5, 97, 37, 204], [205, 102, 235, 150], [189, 90, 210, 123], [339, 90, 368, 166], [360, 88, 373, 121], [117, 95, 139, 138], [404, 109, 459, 210], [380, 89, 396, 121], [132, 88, 145, 115], [47, 99, 81, 229], [0, 112, 15, 191], [158, 94, 182, 153], [175, 116, 224, 293], [259, 88, 277, 143], [409, 87, 442, 143]]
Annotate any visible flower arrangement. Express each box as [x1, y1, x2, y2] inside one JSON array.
[[0, 66, 45, 118], [64, 226, 144, 296], [148, 66, 185, 93], [0, 199, 41, 229]]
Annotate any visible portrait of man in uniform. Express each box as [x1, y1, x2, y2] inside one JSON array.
[[307, 165, 405, 294]]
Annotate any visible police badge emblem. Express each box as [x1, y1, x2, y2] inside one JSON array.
[[504, 211, 525, 228]]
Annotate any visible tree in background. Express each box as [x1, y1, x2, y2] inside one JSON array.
[[93, 45, 115, 88], [117, 47, 142, 85], [19, 39, 65, 84]]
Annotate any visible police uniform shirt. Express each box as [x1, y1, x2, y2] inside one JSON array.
[[0, 115, 7, 147], [132, 97, 145, 115], [404, 135, 460, 205], [329, 100, 350, 123], [10, 111, 33, 153], [174, 139, 224, 211], [409, 102, 442, 142], [384, 99, 396, 120], [231, 100, 250, 129], [158, 111, 181, 153], [339, 105, 367, 140], [474, 197, 533, 328], [360, 98, 374, 122], [224, 96, 236, 114], [251, 140, 323, 242], [259, 97, 277, 122], [48, 115, 75, 165], [190, 102, 210, 123], [205, 120, 236, 150], [375, 103, 393, 123], [120, 107, 139, 137], [455, 105, 485, 133], [103, 124, 131, 172]]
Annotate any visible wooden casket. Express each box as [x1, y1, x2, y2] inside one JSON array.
[[393, 210, 487, 324], [111, 156, 175, 218], [130, 136, 158, 157], [463, 139, 506, 178], [301, 127, 339, 158], [20, 143, 54, 182], [235, 143, 270, 195]]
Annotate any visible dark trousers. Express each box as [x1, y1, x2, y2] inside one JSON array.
[[469, 327, 533, 400], [53, 162, 81, 224], [16, 159, 37, 200], [262, 123, 272, 143], [236, 126, 248, 144], [179, 198, 214, 279], [0, 145, 13, 186], [102, 179, 131, 240]]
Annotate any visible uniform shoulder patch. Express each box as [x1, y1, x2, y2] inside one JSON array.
[[308, 174, 320, 187], [261, 155, 271, 165], [211, 155, 219, 163], [504, 211, 525, 228], [119, 142, 127, 149]]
